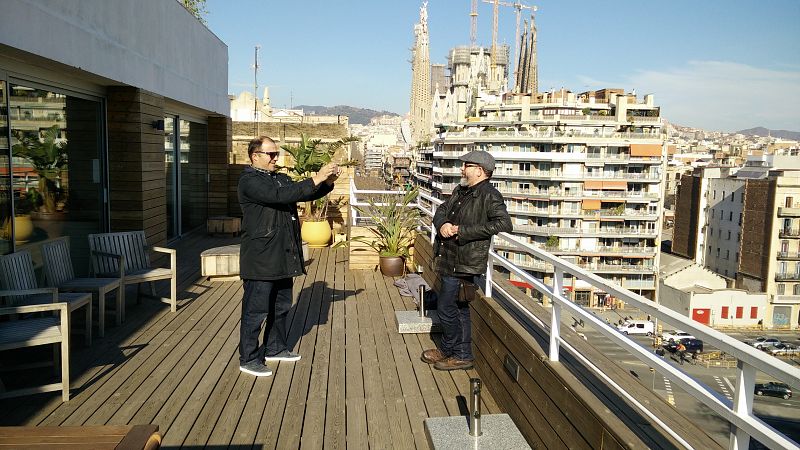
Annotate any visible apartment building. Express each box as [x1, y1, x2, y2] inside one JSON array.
[[426, 89, 666, 306]]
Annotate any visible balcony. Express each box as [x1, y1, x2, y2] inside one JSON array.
[[775, 272, 800, 281], [776, 251, 800, 260], [778, 206, 800, 217], [513, 224, 658, 237], [779, 228, 800, 238]]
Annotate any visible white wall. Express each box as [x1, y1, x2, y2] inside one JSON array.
[[692, 289, 767, 328], [0, 0, 228, 115]]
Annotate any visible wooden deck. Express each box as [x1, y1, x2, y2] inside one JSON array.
[[0, 232, 500, 449]]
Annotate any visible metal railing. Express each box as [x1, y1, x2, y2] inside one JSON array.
[[352, 182, 800, 450]]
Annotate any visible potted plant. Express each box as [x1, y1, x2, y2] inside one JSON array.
[[11, 125, 67, 215], [1, 192, 35, 243], [350, 188, 420, 276], [280, 134, 358, 247]]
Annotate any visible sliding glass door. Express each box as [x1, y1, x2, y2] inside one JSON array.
[[164, 117, 208, 239]]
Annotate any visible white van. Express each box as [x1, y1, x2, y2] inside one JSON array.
[[616, 320, 654, 336]]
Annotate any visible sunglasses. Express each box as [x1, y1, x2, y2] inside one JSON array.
[[255, 151, 279, 159]]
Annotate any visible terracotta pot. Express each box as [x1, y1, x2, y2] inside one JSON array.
[[379, 255, 405, 277], [301, 220, 331, 248]]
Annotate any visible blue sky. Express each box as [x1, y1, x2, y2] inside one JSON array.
[[206, 0, 800, 132]]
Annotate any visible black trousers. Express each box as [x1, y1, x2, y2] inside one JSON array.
[[239, 278, 293, 365]]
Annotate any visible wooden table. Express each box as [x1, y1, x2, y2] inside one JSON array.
[[0, 425, 160, 449]]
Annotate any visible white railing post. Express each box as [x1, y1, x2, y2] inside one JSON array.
[[729, 360, 756, 450], [429, 202, 437, 244], [485, 240, 494, 297], [549, 267, 563, 362]]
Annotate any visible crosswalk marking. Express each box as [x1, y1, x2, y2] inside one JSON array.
[[714, 376, 733, 401], [664, 377, 675, 406]]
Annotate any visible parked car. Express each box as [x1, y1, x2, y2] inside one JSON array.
[[664, 337, 704, 354], [616, 320, 654, 336], [749, 337, 781, 349], [661, 330, 695, 342], [767, 343, 799, 356], [754, 382, 792, 399]]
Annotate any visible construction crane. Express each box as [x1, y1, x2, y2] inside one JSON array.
[[482, 0, 536, 87], [470, 0, 478, 48]]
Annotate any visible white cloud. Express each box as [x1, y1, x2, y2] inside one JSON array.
[[579, 61, 800, 132]]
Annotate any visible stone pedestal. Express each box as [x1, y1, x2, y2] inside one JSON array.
[[424, 414, 530, 450]]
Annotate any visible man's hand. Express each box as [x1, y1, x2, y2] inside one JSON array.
[[439, 222, 459, 238], [312, 163, 340, 186]]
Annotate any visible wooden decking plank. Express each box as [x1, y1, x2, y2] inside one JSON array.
[[179, 347, 241, 447], [377, 272, 435, 449], [105, 281, 241, 425], [355, 270, 391, 450], [344, 261, 368, 449], [322, 247, 347, 449], [44, 278, 226, 427], [158, 322, 240, 447], [299, 246, 338, 449], [78, 278, 235, 426], [205, 372, 256, 447], [134, 284, 243, 429], [254, 247, 327, 450], [277, 248, 332, 448], [367, 271, 417, 449]]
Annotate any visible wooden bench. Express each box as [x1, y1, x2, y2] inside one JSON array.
[[0, 424, 160, 449], [206, 216, 241, 236], [88, 231, 177, 314]]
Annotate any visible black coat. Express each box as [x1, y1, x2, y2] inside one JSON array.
[[238, 166, 333, 280], [433, 179, 512, 275]]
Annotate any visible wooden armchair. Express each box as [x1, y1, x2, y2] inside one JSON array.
[[88, 231, 177, 313], [42, 237, 122, 338], [0, 300, 70, 402], [0, 251, 93, 346]]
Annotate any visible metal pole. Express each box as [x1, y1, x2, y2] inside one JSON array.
[[418, 285, 426, 318], [469, 378, 482, 437]]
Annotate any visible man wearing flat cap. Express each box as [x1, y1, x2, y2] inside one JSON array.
[[422, 150, 512, 370]]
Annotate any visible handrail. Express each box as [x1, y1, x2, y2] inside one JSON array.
[[352, 183, 800, 450]]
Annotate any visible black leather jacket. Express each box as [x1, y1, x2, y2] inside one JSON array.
[[433, 179, 512, 275], [238, 166, 332, 280]]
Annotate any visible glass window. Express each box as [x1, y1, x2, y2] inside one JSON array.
[[0, 80, 10, 255], [179, 119, 207, 232], [8, 84, 103, 274]]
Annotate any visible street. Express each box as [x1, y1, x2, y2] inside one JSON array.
[[569, 311, 800, 448]]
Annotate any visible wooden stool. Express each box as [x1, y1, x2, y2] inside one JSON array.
[[201, 244, 240, 281], [206, 216, 241, 236]]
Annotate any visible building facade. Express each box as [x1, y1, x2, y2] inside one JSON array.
[[0, 0, 230, 274], [422, 89, 666, 305]]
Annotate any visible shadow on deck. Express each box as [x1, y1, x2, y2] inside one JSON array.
[[0, 232, 498, 449]]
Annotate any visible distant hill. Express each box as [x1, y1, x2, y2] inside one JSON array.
[[294, 105, 399, 125], [736, 127, 800, 140]]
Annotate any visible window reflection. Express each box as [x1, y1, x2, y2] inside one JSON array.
[[0, 81, 10, 255], [7, 84, 102, 274]]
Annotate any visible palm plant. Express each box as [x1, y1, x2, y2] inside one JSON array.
[[350, 188, 420, 258], [280, 133, 358, 220], [11, 125, 67, 213]]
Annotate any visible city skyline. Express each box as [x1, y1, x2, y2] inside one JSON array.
[[206, 0, 800, 133]]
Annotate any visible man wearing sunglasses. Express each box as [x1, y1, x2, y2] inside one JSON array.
[[421, 150, 512, 371], [237, 136, 341, 377]]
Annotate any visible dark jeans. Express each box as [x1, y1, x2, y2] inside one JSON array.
[[437, 274, 478, 361], [239, 278, 293, 365]]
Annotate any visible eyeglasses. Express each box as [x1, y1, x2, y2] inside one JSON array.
[[254, 151, 279, 159], [463, 163, 482, 169]]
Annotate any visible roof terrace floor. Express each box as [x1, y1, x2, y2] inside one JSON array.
[[0, 232, 498, 448]]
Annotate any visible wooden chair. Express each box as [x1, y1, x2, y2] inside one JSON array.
[[0, 251, 93, 346], [42, 237, 122, 338], [88, 231, 177, 314], [0, 300, 70, 402]]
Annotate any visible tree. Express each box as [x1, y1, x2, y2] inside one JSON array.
[[181, 0, 208, 24]]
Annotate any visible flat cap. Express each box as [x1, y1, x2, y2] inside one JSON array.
[[459, 150, 495, 172]]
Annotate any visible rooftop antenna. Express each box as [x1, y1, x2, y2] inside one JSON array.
[[253, 45, 261, 136]]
